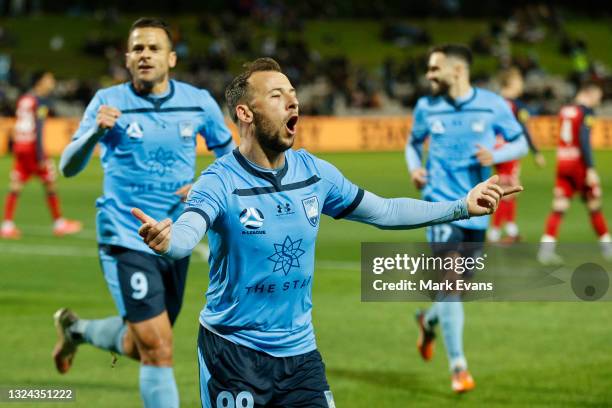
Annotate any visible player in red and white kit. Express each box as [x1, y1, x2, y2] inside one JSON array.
[[1, 71, 82, 239], [538, 81, 611, 264], [488, 68, 545, 244]]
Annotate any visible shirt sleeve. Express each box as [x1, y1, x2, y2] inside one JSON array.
[[183, 167, 228, 227], [345, 190, 469, 229], [316, 157, 364, 219], [198, 89, 233, 155], [406, 100, 429, 173], [59, 91, 107, 177], [492, 95, 524, 142]]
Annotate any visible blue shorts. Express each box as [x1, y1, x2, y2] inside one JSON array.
[[197, 325, 334, 408], [98, 245, 189, 324], [426, 223, 486, 278]]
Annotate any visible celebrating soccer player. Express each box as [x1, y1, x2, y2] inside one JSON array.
[[0, 71, 82, 239], [489, 67, 545, 244], [132, 57, 521, 407], [53, 18, 234, 408], [405, 44, 528, 392], [538, 81, 611, 265]]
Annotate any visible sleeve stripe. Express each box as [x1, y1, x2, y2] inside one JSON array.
[[505, 131, 523, 142], [183, 207, 211, 226], [334, 188, 365, 219], [207, 137, 233, 150]]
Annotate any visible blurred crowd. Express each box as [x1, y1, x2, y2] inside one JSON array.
[[0, 3, 611, 118]]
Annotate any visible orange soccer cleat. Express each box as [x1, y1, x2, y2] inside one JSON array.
[[415, 310, 436, 361], [0, 221, 21, 239], [451, 369, 476, 393], [53, 219, 83, 237]]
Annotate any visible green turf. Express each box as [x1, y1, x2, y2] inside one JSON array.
[[1, 150, 612, 407]]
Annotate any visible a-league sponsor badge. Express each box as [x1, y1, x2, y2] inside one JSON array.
[[126, 122, 144, 139]]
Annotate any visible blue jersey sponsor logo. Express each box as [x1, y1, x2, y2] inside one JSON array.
[[146, 147, 176, 176], [267, 235, 305, 276]]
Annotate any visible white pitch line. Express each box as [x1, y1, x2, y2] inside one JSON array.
[[0, 243, 360, 270], [16, 225, 98, 240]]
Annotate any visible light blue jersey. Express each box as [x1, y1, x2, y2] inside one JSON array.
[[406, 87, 527, 230], [184, 148, 362, 357], [65, 80, 233, 252]]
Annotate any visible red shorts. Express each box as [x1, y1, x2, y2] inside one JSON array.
[[495, 160, 520, 186], [555, 163, 600, 199], [10, 153, 56, 183]]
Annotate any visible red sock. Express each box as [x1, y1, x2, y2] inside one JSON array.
[[590, 211, 609, 237], [493, 200, 509, 227], [46, 192, 62, 220], [506, 197, 517, 222], [3, 191, 19, 221], [544, 211, 564, 238]]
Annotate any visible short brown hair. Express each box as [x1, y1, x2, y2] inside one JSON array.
[[429, 43, 472, 66], [225, 58, 282, 123], [128, 17, 173, 49]]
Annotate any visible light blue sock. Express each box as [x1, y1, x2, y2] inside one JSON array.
[[438, 295, 467, 371], [139, 365, 179, 408], [77, 316, 127, 354]]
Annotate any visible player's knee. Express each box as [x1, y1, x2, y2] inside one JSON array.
[[9, 180, 23, 192], [587, 199, 601, 212], [552, 197, 569, 212], [121, 331, 140, 360], [136, 332, 173, 366], [43, 181, 57, 193]]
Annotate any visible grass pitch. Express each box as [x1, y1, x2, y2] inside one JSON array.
[[1, 150, 612, 407]]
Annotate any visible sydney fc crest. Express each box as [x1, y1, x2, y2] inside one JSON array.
[[301, 196, 319, 227], [179, 121, 195, 138]]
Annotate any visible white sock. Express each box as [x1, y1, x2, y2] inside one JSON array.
[[1, 220, 15, 230], [505, 222, 519, 237], [488, 228, 501, 242]]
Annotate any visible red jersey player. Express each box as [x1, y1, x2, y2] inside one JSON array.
[[488, 68, 545, 244], [1, 71, 82, 239], [538, 81, 611, 264]]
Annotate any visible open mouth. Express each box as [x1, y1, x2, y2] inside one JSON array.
[[285, 115, 298, 135], [138, 65, 153, 72]]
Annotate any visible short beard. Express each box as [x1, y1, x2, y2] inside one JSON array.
[[252, 109, 293, 153], [431, 80, 450, 96]]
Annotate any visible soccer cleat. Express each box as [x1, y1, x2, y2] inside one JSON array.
[[500, 234, 521, 245], [52, 308, 80, 374], [537, 251, 564, 266], [451, 369, 475, 393], [415, 310, 436, 361], [53, 219, 82, 237], [0, 222, 21, 239]]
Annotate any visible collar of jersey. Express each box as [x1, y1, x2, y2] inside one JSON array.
[[232, 148, 289, 189], [129, 80, 175, 109], [443, 87, 477, 110]]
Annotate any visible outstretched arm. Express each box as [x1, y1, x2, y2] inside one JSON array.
[[345, 175, 522, 229], [132, 208, 208, 259]]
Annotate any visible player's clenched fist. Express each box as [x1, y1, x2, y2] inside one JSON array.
[[131, 207, 172, 253], [96, 105, 121, 130], [466, 175, 523, 216], [411, 168, 428, 190]]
